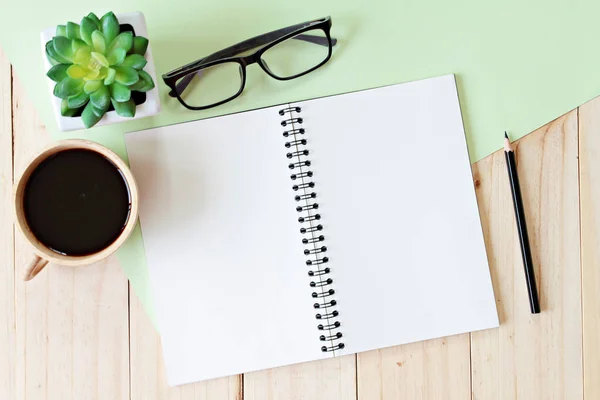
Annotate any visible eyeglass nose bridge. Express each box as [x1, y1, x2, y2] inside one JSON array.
[[240, 52, 262, 68], [239, 52, 275, 76]]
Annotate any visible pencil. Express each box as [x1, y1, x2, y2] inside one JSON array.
[[504, 132, 540, 314]]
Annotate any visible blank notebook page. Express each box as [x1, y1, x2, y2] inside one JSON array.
[[294, 75, 498, 356], [125, 106, 330, 385], [125, 74, 498, 386]]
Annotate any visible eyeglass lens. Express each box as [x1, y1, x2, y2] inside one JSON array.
[[175, 62, 243, 108], [260, 29, 330, 79]]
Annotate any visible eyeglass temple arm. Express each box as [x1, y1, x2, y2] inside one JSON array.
[[294, 34, 335, 47], [168, 24, 337, 97]]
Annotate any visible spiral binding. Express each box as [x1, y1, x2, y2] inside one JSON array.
[[279, 104, 345, 353]]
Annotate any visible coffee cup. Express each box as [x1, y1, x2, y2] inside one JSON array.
[[14, 139, 138, 281]]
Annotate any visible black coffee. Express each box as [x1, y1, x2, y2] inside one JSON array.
[[24, 149, 131, 256]]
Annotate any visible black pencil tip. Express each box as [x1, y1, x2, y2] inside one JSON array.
[[504, 131, 509, 139]]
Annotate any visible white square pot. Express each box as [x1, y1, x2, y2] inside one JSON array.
[[41, 11, 161, 131]]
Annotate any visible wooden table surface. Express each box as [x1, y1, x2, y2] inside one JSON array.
[[1, 46, 599, 400]]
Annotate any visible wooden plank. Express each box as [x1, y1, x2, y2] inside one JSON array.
[[0, 47, 15, 400], [357, 335, 471, 399], [244, 355, 356, 400], [470, 111, 582, 399], [12, 76, 130, 400], [579, 99, 600, 399], [129, 290, 241, 400]]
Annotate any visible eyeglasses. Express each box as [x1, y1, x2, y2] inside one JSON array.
[[162, 17, 337, 110]]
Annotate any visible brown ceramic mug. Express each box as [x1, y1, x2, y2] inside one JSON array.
[[14, 139, 138, 281]]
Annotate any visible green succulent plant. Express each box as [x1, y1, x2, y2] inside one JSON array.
[[45, 11, 155, 128]]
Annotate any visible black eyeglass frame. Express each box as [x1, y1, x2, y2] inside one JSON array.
[[162, 16, 336, 110]]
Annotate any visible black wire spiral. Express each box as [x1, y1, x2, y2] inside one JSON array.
[[279, 105, 344, 353]]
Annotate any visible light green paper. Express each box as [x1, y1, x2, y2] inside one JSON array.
[[2, 0, 599, 325]]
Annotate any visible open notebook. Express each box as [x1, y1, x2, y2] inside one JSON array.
[[125, 74, 498, 386]]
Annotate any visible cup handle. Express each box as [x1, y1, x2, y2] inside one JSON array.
[[24, 255, 49, 281]]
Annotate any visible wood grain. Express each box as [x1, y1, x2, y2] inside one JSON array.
[[129, 290, 242, 400], [12, 76, 130, 400], [470, 111, 582, 399], [0, 46, 15, 400], [357, 335, 471, 399], [578, 99, 600, 400], [244, 355, 356, 400]]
